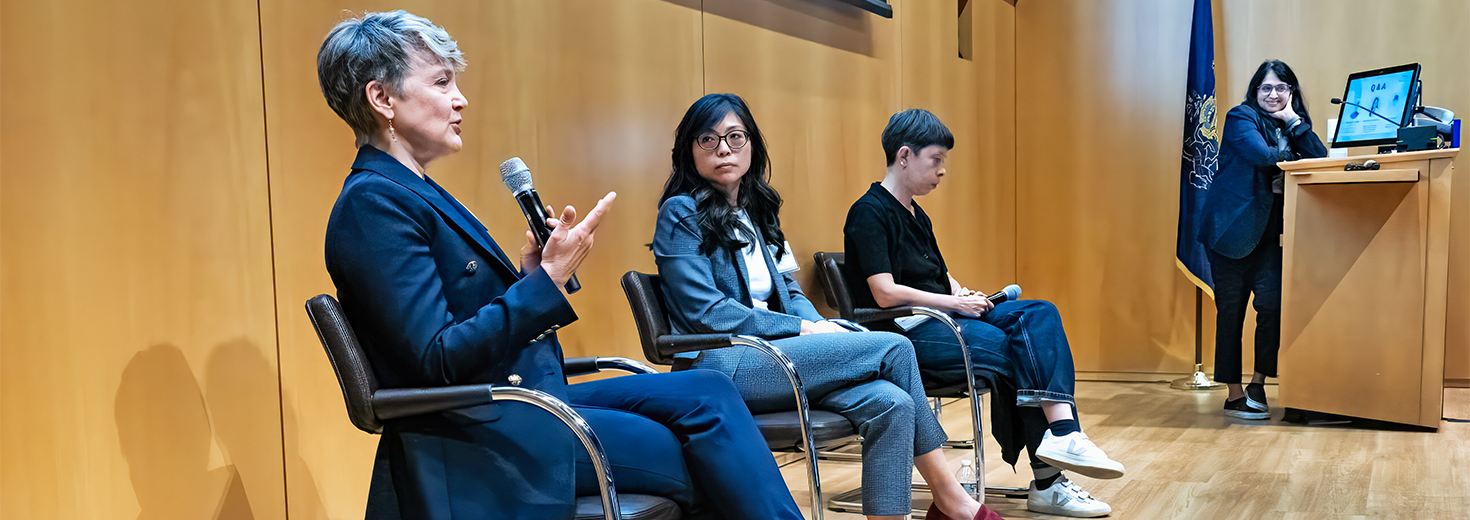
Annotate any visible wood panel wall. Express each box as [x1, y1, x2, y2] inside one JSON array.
[[6, 0, 1464, 519], [0, 0, 284, 518], [1016, 0, 1203, 375], [1016, 0, 1469, 379]]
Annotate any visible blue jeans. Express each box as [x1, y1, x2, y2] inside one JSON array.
[[567, 370, 803, 520], [902, 299, 1078, 407]]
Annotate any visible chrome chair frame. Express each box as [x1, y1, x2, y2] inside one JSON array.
[[307, 293, 679, 520], [620, 271, 849, 519], [809, 253, 1029, 514]]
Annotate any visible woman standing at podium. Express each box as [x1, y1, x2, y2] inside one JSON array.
[[1199, 60, 1328, 419]]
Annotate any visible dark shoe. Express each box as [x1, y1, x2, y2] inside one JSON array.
[[925, 502, 951, 520], [975, 504, 1005, 520], [1245, 383, 1269, 413], [1224, 397, 1269, 420], [926, 502, 1007, 520]]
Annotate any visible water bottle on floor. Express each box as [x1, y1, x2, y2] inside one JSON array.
[[956, 459, 978, 499]]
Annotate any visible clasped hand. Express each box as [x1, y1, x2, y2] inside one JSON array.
[[950, 287, 993, 317], [800, 320, 850, 335], [520, 192, 617, 295]]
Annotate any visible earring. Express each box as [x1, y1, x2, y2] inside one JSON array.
[[389, 118, 396, 142]]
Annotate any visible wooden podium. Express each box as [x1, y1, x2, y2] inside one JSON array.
[[1277, 148, 1459, 429]]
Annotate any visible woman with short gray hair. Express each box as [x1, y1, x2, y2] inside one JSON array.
[[317, 11, 802, 520]]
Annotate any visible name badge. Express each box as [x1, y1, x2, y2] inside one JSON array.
[[774, 241, 800, 274]]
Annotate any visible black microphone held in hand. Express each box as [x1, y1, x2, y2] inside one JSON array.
[[500, 157, 580, 294], [987, 284, 1022, 305], [1331, 98, 1403, 128]]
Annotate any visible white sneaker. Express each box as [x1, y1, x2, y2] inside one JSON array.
[[1028, 475, 1112, 518], [1035, 430, 1125, 480]]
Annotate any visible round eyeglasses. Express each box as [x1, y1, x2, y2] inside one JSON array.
[[696, 130, 750, 151], [1258, 84, 1293, 95]]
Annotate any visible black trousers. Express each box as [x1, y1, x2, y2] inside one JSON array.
[[1208, 196, 1283, 385]]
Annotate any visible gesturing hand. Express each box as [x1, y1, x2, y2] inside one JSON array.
[[540, 192, 617, 294]]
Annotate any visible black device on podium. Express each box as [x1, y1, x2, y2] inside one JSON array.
[[1330, 63, 1457, 153], [1329, 63, 1421, 151]]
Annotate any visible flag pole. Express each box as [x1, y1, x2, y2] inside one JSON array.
[[1172, 286, 1223, 390]]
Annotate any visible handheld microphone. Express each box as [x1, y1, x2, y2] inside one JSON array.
[[1332, 98, 1403, 128], [987, 284, 1021, 305], [499, 157, 580, 294]]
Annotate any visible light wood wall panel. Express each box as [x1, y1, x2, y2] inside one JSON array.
[[259, 1, 702, 517], [1016, 0, 1200, 374], [0, 0, 283, 518], [900, 0, 1018, 292]]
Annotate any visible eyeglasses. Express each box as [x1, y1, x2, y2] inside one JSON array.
[[1258, 84, 1293, 95], [696, 130, 750, 151]]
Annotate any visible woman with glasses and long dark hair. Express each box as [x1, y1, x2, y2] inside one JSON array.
[[1199, 60, 1327, 419], [652, 93, 1002, 520]]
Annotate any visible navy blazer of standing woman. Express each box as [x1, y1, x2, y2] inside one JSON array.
[[1199, 103, 1328, 258]]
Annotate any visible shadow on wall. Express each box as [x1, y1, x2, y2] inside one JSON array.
[[206, 339, 329, 520], [115, 342, 329, 520], [664, 0, 878, 56], [115, 344, 253, 520]]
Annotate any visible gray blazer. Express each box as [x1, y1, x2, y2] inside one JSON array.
[[653, 195, 824, 344]]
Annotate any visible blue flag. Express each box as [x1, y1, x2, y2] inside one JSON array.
[[1177, 0, 1217, 294]]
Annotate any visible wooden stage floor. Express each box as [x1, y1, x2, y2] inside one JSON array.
[[777, 382, 1470, 519]]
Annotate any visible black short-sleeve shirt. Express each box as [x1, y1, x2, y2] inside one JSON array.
[[843, 182, 950, 308]]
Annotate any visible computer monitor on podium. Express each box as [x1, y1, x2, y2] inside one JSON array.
[[1330, 63, 1420, 148]]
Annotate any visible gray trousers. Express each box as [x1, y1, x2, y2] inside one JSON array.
[[691, 331, 948, 516]]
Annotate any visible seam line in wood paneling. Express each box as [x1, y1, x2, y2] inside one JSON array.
[[700, 0, 706, 93], [253, 0, 292, 516]]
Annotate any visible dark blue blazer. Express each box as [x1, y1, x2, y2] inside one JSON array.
[[1198, 104, 1327, 259], [325, 146, 581, 519]]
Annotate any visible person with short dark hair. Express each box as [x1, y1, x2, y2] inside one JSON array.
[[843, 109, 1123, 518], [317, 12, 801, 519], [654, 94, 1001, 520], [1198, 60, 1326, 419]]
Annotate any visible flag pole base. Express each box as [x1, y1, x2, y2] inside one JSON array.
[[1171, 363, 1225, 390]]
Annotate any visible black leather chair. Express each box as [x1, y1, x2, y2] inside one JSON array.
[[811, 252, 1029, 510], [305, 294, 681, 520], [620, 272, 857, 519]]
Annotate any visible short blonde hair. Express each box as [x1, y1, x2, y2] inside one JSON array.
[[317, 11, 465, 145]]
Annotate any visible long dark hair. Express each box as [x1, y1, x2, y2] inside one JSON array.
[[1243, 60, 1311, 124], [658, 93, 786, 258]]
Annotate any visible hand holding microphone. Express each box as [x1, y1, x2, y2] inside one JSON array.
[[501, 157, 614, 295], [951, 284, 1021, 318]]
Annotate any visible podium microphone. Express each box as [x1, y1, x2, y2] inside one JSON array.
[[1331, 98, 1403, 128], [500, 157, 580, 294], [987, 284, 1021, 305]]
